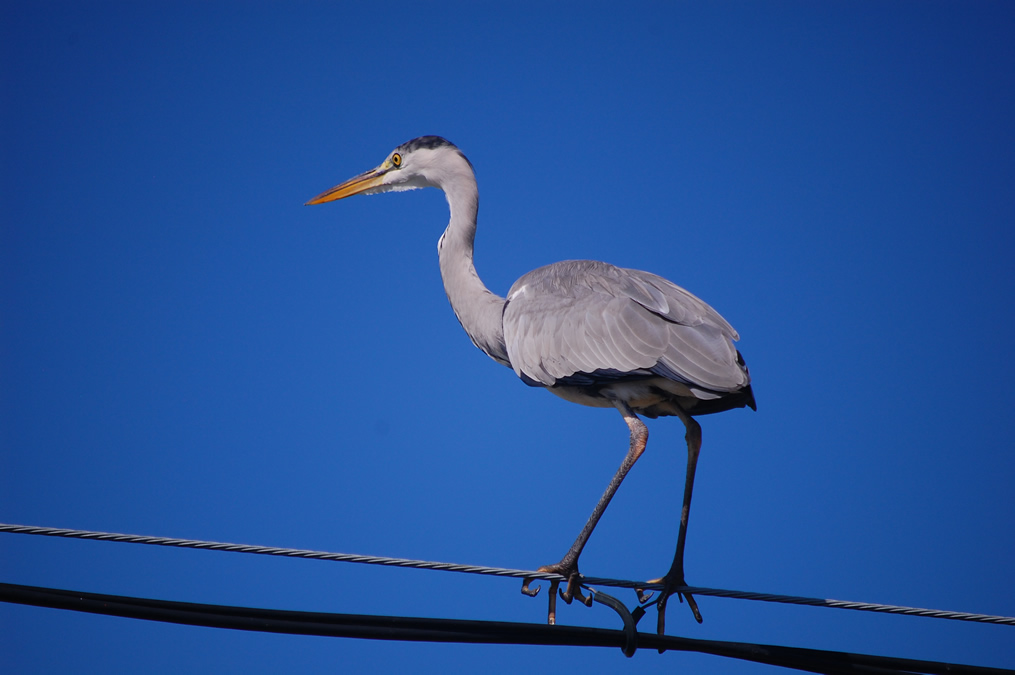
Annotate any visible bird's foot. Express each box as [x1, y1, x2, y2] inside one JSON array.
[[521, 559, 592, 625], [645, 571, 702, 635]]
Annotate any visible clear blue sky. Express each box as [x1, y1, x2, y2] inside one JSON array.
[[2, 2, 1013, 672]]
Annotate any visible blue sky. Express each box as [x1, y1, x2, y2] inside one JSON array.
[[2, 2, 1013, 672]]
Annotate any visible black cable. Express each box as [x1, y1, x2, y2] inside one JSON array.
[[2, 582, 1009, 675]]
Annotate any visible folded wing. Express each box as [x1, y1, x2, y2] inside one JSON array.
[[503, 260, 750, 399]]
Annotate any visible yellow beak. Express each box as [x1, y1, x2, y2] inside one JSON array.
[[305, 167, 388, 205]]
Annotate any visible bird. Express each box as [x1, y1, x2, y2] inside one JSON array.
[[306, 136, 755, 634]]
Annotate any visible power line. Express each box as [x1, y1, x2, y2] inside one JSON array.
[[2, 522, 1013, 627], [2, 582, 1011, 674]]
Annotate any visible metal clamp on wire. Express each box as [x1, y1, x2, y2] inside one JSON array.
[[590, 588, 638, 657]]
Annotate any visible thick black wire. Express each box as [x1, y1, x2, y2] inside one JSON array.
[[2, 582, 1011, 675], [2, 523, 1013, 627]]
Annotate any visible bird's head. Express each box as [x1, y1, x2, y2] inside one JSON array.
[[305, 136, 474, 205]]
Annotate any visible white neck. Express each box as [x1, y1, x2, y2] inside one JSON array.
[[436, 174, 510, 366]]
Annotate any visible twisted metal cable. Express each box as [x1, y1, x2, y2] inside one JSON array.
[[2, 522, 1013, 626]]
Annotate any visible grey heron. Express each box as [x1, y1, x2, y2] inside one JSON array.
[[306, 136, 755, 633]]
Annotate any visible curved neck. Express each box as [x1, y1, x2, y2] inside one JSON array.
[[437, 175, 510, 366]]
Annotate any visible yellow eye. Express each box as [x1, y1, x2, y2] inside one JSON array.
[[391, 153, 402, 167]]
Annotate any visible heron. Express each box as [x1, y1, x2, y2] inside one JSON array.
[[306, 136, 755, 634]]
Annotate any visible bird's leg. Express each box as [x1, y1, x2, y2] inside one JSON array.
[[522, 399, 648, 624], [649, 402, 703, 634]]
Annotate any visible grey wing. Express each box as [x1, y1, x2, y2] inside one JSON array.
[[502, 260, 749, 396]]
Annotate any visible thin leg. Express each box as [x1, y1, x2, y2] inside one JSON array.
[[522, 399, 648, 623], [652, 401, 703, 634]]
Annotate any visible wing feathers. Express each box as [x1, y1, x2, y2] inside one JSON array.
[[504, 260, 749, 395]]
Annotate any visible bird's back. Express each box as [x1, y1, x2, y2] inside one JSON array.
[[503, 260, 755, 416]]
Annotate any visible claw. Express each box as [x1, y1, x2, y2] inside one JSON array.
[[547, 579, 560, 625], [635, 587, 653, 604], [524, 560, 593, 624], [558, 576, 573, 604], [656, 591, 669, 637], [558, 571, 590, 607], [650, 574, 703, 637], [520, 577, 540, 597], [570, 579, 593, 608], [687, 593, 702, 623]]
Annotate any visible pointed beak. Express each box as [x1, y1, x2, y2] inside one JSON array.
[[305, 167, 388, 205]]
